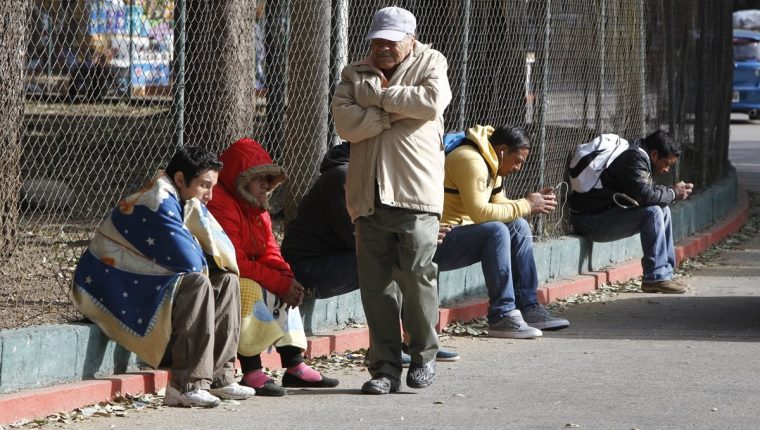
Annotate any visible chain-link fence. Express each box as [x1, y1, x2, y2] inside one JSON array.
[[0, 0, 732, 329]]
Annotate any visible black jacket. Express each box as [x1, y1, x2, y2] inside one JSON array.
[[281, 142, 354, 261], [570, 140, 676, 215]]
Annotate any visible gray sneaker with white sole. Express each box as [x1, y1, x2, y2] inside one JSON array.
[[521, 305, 570, 331], [488, 309, 542, 339]]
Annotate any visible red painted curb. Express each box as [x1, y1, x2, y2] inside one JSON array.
[[436, 300, 488, 331], [260, 350, 283, 370], [606, 260, 644, 284], [306, 329, 372, 358], [0, 371, 169, 425], [0, 189, 750, 425], [539, 275, 599, 304], [675, 237, 700, 264], [305, 335, 333, 358], [708, 189, 749, 244]]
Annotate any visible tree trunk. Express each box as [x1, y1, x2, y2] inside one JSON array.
[[183, 0, 257, 152], [0, 0, 26, 262], [283, 0, 331, 223]]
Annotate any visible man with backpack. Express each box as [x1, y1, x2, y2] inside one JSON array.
[[435, 125, 570, 339], [569, 130, 694, 294]]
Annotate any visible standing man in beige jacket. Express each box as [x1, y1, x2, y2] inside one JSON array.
[[331, 6, 452, 394]]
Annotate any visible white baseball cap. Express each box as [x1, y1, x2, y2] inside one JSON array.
[[365, 6, 416, 42]]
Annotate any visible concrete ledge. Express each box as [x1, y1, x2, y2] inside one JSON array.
[[0, 172, 748, 424], [0, 323, 140, 395]]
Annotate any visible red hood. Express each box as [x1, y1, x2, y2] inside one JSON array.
[[218, 138, 287, 204]]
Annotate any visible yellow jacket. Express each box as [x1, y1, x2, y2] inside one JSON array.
[[441, 125, 532, 226]]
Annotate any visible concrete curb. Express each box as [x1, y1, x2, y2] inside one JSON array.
[[0, 189, 750, 425], [0, 372, 169, 425]]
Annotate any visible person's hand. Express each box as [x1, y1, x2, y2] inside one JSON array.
[[437, 224, 452, 244], [360, 55, 389, 87], [281, 279, 304, 309], [672, 181, 693, 200], [526, 188, 558, 215]]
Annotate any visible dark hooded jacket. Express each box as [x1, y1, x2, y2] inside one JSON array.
[[281, 142, 354, 262], [570, 140, 677, 215], [207, 138, 292, 296]]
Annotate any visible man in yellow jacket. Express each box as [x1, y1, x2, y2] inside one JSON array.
[[436, 125, 570, 339]]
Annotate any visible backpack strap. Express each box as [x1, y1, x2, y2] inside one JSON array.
[[444, 140, 498, 194], [568, 149, 604, 179]]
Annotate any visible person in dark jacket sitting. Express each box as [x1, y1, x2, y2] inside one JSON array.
[[570, 130, 694, 294], [281, 142, 357, 299], [281, 142, 459, 364]]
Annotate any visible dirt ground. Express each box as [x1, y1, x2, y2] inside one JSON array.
[[0, 218, 92, 330]]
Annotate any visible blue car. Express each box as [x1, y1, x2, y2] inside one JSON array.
[[733, 29, 760, 120]]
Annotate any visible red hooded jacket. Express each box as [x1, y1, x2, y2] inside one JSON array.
[[207, 138, 292, 296]]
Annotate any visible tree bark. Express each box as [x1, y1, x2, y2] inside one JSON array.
[[283, 0, 332, 222], [183, 0, 257, 152], [0, 0, 26, 262]]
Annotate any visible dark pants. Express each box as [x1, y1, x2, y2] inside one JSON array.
[[572, 205, 675, 282], [289, 251, 360, 299], [169, 270, 240, 392], [238, 346, 304, 372], [356, 205, 440, 380]]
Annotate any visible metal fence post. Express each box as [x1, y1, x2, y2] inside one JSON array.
[[638, 0, 646, 135], [173, 0, 186, 149], [665, 1, 676, 137], [128, 2, 133, 100], [596, 0, 606, 133], [47, 7, 54, 91], [457, 0, 471, 131], [537, 0, 551, 237], [330, 0, 349, 147]]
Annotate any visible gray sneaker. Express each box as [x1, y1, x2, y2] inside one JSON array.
[[522, 305, 570, 331], [488, 309, 542, 339]]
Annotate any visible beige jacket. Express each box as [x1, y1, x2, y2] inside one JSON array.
[[331, 41, 452, 221], [441, 125, 532, 226]]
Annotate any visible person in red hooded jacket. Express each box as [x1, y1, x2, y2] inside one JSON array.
[[207, 138, 339, 396]]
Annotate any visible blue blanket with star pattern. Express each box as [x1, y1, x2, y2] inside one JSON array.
[[71, 173, 238, 368]]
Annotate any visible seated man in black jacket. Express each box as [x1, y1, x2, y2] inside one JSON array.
[[570, 130, 693, 294], [281, 142, 357, 299], [281, 142, 459, 363]]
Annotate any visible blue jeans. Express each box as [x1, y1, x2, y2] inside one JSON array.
[[289, 251, 360, 299], [433, 219, 539, 324], [572, 205, 675, 282]]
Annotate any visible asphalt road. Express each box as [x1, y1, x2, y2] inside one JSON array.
[[731, 113, 760, 192], [67, 119, 760, 430]]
